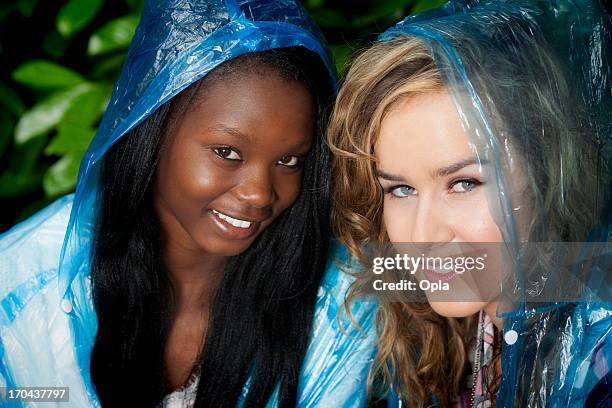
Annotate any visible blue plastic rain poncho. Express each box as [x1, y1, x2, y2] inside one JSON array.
[[378, 0, 611, 407], [0, 1, 377, 406]]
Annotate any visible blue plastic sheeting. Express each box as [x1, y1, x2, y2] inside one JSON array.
[[380, 0, 611, 406]]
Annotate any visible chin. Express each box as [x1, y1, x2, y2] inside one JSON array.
[[428, 301, 487, 318], [202, 240, 254, 257]]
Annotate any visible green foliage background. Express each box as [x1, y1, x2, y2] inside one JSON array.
[[0, 0, 447, 232]]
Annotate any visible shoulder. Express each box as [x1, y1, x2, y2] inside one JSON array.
[[0, 194, 75, 327], [316, 240, 378, 331], [581, 304, 612, 381], [295, 240, 378, 407], [566, 303, 612, 406], [0, 194, 76, 337], [0, 194, 74, 297], [320, 240, 375, 302], [0, 194, 74, 252], [514, 303, 612, 406], [0, 194, 99, 406]]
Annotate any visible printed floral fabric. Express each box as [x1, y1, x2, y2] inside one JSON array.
[[454, 310, 495, 408]]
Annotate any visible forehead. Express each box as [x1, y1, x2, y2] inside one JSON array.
[[197, 71, 313, 119], [375, 91, 475, 171], [173, 73, 315, 147]]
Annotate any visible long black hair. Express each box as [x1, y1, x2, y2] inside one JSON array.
[[90, 46, 334, 407]]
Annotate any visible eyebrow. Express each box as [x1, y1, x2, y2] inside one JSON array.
[[376, 169, 406, 182], [433, 158, 487, 178], [376, 158, 488, 182], [209, 124, 313, 153], [207, 124, 252, 141]]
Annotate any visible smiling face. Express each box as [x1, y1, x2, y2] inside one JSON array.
[[375, 91, 503, 318], [154, 72, 315, 257]]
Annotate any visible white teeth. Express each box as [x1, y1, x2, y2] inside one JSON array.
[[212, 209, 252, 229], [432, 268, 453, 275]]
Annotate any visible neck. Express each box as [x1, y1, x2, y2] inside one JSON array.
[[162, 238, 226, 312]]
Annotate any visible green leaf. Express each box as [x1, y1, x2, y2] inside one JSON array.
[[46, 123, 96, 156], [305, 0, 325, 8], [87, 15, 140, 56], [308, 8, 348, 29], [0, 136, 47, 197], [124, 0, 145, 12], [0, 81, 25, 116], [351, 0, 409, 28], [89, 54, 127, 79], [12, 60, 85, 90], [16, 0, 37, 17], [0, 4, 15, 21], [14, 83, 97, 144], [43, 30, 72, 59], [43, 152, 83, 197], [57, 0, 104, 37], [10, 134, 48, 173], [330, 43, 354, 77], [411, 0, 448, 14], [60, 84, 110, 128], [0, 169, 44, 197], [0, 110, 15, 157]]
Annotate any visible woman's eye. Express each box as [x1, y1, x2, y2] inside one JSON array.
[[213, 147, 241, 161], [450, 179, 480, 193], [389, 185, 416, 198], [277, 155, 301, 167]]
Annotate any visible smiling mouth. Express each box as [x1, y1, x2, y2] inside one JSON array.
[[211, 209, 253, 228], [429, 266, 454, 275], [422, 267, 459, 283]]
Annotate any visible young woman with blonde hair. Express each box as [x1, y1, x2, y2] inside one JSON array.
[[329, 1, 611, 406]]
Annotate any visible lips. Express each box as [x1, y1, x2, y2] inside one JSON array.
[[209, 208, 265, 240], [423, 268, 459, 283], [211, 209, 253, 228]]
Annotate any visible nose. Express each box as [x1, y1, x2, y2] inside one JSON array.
[[232, 165, 276, 209], [410, 194, 454, 245]]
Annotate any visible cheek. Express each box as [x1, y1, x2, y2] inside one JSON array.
[[451, 199, 503, 242], [383, 194, 503, 243], [272, 172, 303, 211], [158, 147, 234, 218], [383, 198, 414, 242], [178, 162, 228, 201]]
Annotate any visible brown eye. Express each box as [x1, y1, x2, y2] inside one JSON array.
[[277, 155, 301, 167], [213, 147, 241, 160]]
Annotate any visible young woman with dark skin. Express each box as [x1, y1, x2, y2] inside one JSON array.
[[0, 0, 388, 408], [90, 48, 334, 406], [154, 70, 315, 390], [0, 2, 379, 406]]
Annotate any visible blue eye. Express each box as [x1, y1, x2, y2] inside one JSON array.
[[450, 179, 480, 193], [389, 185, 416, 198], [213, 147, 241, 161]]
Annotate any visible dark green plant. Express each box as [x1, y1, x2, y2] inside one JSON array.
[[0, 0, 143, 229]]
